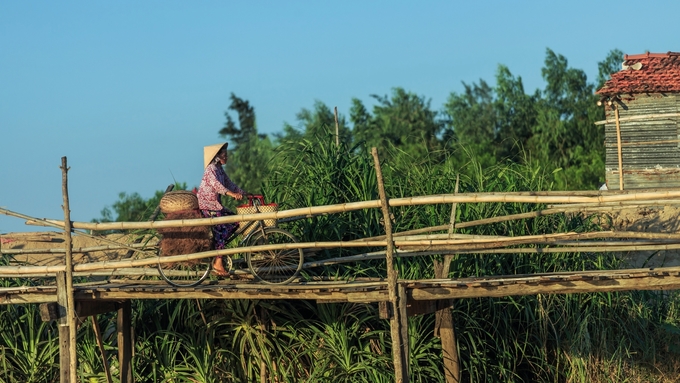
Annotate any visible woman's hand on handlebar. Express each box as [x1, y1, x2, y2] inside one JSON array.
[[229, 191, 244, 200]]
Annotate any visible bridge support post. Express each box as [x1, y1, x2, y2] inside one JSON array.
[[434, 259, 460, 383], [372, 148, 410, 383], [60, 157, 78, 383], [436, 174, 461, 383], [56, 271, 72, 383], [117, 300, 133, 383]]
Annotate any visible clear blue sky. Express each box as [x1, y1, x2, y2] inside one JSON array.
[[1, 1, 678, 234]]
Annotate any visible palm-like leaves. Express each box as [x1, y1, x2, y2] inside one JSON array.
[[0, 305, 58, 383]]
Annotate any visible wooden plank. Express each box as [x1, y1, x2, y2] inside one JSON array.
[[0, 292, 57, 304], [406, 299, 439, 317], [73, 289, 391, 303], [315, 299, 349, 304], [39, 302, 60, 321], [411, 275, 680, 300], [379, 301, 390, 319], [76, 300, 120, 318]]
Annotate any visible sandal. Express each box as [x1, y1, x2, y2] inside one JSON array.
[[212, 268, 230, 277]]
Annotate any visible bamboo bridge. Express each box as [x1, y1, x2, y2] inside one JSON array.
[[3, 152, 680, 383]]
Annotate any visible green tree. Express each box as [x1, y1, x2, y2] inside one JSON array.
[[596, 49, 624, 89], [278, 100, 352, 147], [494, 65, 539, 161], [219, 93, 258, 146], [351, 87, 444, 160], [444, 49, 619, 190], [93, 182, 187, 225], [443, 79, 497, 152], [218, 93, 273, 195], [529, 48, 605, 189], [443, 66, 539, 162]]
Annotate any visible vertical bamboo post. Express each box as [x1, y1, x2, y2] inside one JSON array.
[[398, 283, 409, 367], [260, 307, 269, 383], [614, 106, 624, 190], [91, 316, 114, 383], [118, 301, 133, 383], [334, 106, 340, 147], [60, 157, 78, 383], [436, 175, 461, 383], [448, 175, 460, 235], [371, 147, 409, 383], [56, 271, 70, 383]]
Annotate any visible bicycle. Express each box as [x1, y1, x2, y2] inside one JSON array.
[[157, 195, 304, 287]]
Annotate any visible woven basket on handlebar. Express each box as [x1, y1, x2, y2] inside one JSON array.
[[236, 195, 278, 236], [160, 191, 199, 213]]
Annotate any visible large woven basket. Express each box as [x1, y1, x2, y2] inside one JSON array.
[[160, 191, 199, 213], [236, 195, 278, 236]]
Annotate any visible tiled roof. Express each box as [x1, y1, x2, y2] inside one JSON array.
[[596, 52, 680, 97]]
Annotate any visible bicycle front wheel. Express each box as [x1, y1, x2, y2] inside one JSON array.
[[246, 228, 303, 284], [158, 255, 212, 287]]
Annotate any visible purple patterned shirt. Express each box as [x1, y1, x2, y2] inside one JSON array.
[[197, 162, 244, 211]]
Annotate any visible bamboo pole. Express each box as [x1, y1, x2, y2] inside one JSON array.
[[23, 189, 680, 231], [547, 200, 680, 208], [397, 233, 507, 241], [439, 175, 460, 382], [7, 197, 670, 257], [56, 271, 70, 382], [397, 283, 409, 370], [309, 240, 680, 268], [0, 232, 678, 277], [372, 147, 408, 383], [0, 207, 156, 257], [91, 315, 113, 383], [417, 202, 680, 233], [0, 267, 162, 278], [1, 242, 155, 255], [60, 157, 78, 383], [69, 222, 625, 272], [594, 112, 680, 125], [606, 139, 680, 147], [334, 106, 340, 147], [396, 243, 680, 256], [615, 106, 624, 190], [4, 229, 680, 276]]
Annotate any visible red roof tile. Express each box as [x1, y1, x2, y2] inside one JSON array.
[[596, 52, 680, 97]]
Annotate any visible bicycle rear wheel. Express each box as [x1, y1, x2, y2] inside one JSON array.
[[158, 255, 212, 287], [245, 228, 303, 284]]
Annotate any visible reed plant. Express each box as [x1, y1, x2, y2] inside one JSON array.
[[0, 304, 58, 383], [2, 135, 680, 381], [261, 135, 680, 382]]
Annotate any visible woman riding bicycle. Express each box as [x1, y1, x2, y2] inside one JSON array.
[[196, 142, 245, 276]]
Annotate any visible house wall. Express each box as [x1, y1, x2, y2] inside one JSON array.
[[604, 93, 680, 189]]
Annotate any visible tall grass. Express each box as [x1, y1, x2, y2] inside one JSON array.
[[1, 135, 680, 381]]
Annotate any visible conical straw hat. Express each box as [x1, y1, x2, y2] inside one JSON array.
[[203, 143, 228, 168]]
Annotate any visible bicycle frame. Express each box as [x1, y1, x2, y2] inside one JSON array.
[[158, 202, 304, 286], [226, 218, 267, 249]]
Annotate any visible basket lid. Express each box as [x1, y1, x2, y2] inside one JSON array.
[[160, 190, 199, 213]]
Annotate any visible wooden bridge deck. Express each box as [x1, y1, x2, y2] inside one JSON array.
[[4, 266, 680, 306]]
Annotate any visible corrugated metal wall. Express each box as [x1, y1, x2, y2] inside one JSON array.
[[604, 94, 680, 189]]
